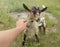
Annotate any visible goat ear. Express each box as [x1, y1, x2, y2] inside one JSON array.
[[41, 6, 47, 12], [23, 3, 31, 12]]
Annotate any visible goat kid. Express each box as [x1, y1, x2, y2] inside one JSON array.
[[22, 4, 47, 46]]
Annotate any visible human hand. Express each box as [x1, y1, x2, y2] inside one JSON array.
[[16, 19, 27, 30]]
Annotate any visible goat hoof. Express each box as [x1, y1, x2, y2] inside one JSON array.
[[22, 41, 25, 46]]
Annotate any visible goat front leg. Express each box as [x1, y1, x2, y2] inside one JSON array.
[[39, 26, 42, 30], [42, 21, 46, 34], [35, 34, 39, 42], [35, 29, 39, 42], [34, 22, 39, 42], [22, 34, 26, 46]]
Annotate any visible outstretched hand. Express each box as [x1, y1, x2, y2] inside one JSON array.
[[0, 19, 28, 47], [16, 19, 28, 30]]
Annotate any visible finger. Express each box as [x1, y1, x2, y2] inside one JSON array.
[[24, 22, 28, 26]]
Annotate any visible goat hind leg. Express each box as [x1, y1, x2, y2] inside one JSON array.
[[43, 26, 46, 34]]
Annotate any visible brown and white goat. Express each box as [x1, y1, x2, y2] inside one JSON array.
[[22, 4, 47, 46]]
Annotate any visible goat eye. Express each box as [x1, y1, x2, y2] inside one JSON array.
[[32, 10, 36, 14]]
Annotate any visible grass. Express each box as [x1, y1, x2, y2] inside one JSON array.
[[0, 0, 60, 47]]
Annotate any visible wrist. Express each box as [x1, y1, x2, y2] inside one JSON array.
[[15, 26, 25, 33]]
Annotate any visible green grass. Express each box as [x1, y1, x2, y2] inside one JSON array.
[[0, 0, 60, 47]]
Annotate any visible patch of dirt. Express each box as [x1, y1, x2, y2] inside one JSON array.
[[45, 12, 58, 34], [46, 12, 58, 24], [9, 12, 28, 19]]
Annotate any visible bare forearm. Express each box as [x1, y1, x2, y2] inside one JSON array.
[[0, 19, 27, 47], [0, 27, 24, 47]]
